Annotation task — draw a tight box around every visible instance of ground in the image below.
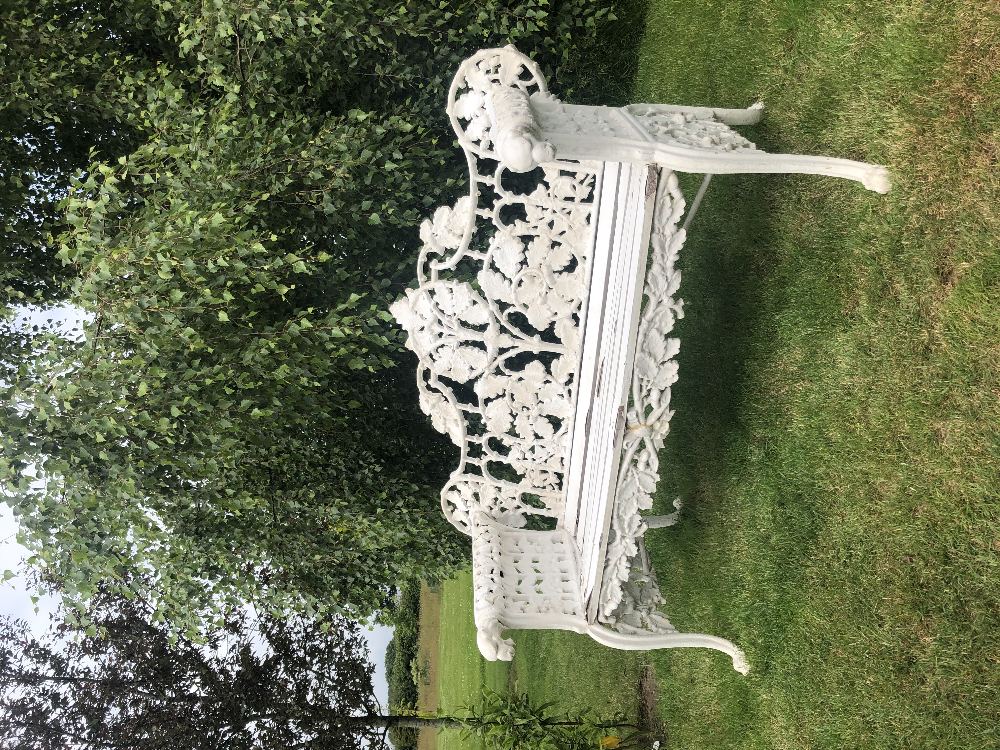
[413,0,998,748]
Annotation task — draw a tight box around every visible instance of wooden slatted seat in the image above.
[391,46,889,674]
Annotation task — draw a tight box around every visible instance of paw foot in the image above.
[863,166,892,194]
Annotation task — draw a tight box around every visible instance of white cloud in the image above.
[13,301,90,339]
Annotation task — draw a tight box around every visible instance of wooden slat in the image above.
[578,164,637,579]
[562,163,659,619]
[580,164,644,609]
[563,162,619,535]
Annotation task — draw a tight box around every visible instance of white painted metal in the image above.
[529,98,891,192]
[577,163,658,621]
[681,174,713,233]
[392,46,891,676]
[562,162,618,538]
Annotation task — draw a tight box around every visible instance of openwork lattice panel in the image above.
[391,49,605,535]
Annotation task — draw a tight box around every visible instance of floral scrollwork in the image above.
[417,388,464,447]
[631,108,757,152]
[390,279,496,383]
[478,183,592,336]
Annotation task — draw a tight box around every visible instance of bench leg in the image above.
[587,624,750,674]
[680,176,712,233]
[627,102,765,126]
[643,497,684,529]
[657,147,892,193]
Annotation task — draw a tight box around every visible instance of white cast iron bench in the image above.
[391,47,889,674]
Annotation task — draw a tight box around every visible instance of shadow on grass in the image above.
[565,0,652,105]
[661,166,777,517]
[647,124,830,674]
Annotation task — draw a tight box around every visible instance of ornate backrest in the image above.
[390,47,604,534]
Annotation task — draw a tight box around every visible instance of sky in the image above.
[0,504,59,633]
[365,622,394,708]
[2,304,393,705]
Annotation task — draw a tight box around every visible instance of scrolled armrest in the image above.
[486,86,555,172]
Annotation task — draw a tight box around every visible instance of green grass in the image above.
[421,1,999,748]
[634,2,998,747]
[430,573,509,750]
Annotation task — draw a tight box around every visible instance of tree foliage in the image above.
[0,0,613,634]
[1,587,385,749]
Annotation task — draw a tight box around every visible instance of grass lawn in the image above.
[417,574,508,750]
[417,1,998,748]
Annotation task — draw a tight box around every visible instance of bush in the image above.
[386,581,423,749]
[465,690,638,750]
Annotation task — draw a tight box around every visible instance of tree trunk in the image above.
[333,714,464,730]
[326,711,636,731]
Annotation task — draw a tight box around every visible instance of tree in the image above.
[1,586,393,750]
[0,588,641,750]
[0,0,614,635]
[0,1,143,304]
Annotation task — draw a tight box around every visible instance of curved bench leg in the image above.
[587,624,750,675]
[650,147,892,193]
